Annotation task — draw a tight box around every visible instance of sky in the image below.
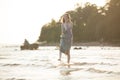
[0,0,107,45]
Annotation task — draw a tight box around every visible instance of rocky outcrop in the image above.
[20,43,39,50]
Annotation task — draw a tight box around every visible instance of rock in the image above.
[74,47,82,50]
[20,43,39,50]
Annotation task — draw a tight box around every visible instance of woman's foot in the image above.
[58,59,61,61]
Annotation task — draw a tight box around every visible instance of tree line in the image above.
[38,0,120,43]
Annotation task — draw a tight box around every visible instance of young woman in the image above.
[58,13,73,64]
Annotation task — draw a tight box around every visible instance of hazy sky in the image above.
[0,0,106,45]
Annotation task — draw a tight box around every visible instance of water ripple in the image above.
[6,78,27,80]
[87,68,120,75]
[71,62,117,66]
[60,68,83,76]
[72,62,97,66]
[3,63,21,67]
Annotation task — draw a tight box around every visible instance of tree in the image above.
[38,1,120,44]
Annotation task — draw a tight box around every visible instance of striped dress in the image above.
[60,23,73,54]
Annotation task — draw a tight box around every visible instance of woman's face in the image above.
[63,14,69,22]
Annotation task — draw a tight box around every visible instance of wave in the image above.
[1,61,118,69]
[1,63,55,68]
[71,62,117,66]
[104,57,120,60]
[0,57,7,59]
[5,78,27,80]
[59,67,120,76]
[2,63,21,67]
[72,62,97,66]
[100,62,117,66]
[60,68,83,76]
[87,68,120,75]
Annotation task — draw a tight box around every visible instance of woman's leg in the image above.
[66,50,70,64]
[58,51,62,61]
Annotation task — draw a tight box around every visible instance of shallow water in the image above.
[0,46,120,80]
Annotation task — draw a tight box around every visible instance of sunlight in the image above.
[83,0,106,7]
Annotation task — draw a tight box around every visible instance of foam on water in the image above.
[0,46,120,80]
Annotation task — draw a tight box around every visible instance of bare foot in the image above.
[58,59,61,61]
[67,63,70,68]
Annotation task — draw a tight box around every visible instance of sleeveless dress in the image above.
[60,23,73,54]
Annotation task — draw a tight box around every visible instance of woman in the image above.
[58,13,73,64]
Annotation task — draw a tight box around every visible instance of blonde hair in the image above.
[60,13,72,23]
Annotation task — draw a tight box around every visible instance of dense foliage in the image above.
[38,0,120,43]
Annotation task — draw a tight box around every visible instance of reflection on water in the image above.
[0,46,120,80]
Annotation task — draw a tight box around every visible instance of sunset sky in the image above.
[0,0,107,45]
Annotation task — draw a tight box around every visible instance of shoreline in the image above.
[40,41,120,47]
[1,42,120,48]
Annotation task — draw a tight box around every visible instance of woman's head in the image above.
[61,13,72,23]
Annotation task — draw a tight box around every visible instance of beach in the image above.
[0,46,120,80]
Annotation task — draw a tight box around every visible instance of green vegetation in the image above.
[38,0,120,43]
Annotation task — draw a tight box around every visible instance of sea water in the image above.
[0,46,120,80]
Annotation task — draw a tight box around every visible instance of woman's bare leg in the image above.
[58,51,62,61]
[66,50,70,64]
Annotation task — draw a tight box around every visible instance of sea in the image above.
[0,45,120,80]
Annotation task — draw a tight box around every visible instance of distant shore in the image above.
[40,41,120,47]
